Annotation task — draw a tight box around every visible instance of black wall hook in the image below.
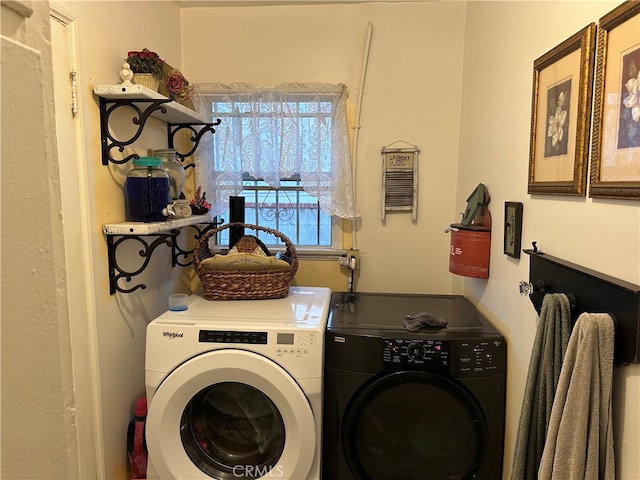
[521,278,577,315]
[520,278,546,314]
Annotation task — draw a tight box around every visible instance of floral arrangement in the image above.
[125,49,164,79]
[547,90,567,149]
[166,69,194,102]
[190,187,211,215]
[623,69,640,123]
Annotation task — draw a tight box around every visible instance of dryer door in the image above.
[341,370,488,480]
[147,349,316,479]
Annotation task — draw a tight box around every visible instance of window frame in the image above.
[208,94,347,250]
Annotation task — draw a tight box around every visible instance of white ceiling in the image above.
[176,0,442,7]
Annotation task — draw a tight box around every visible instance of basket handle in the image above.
[194,222,298,273]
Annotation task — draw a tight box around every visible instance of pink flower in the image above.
[166,69,187,94]
[166,69,193,101]
[190,187,210,214]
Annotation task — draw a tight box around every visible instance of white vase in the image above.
[132,73,160,91]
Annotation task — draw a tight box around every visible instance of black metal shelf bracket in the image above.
[99,97,172,165]
[172,220,224,267]
[106,219,224,295]
[168,120,222,169]
[106,231,178,294]
[98,97,221,166]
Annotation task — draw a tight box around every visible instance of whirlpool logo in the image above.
[162,331,184,339]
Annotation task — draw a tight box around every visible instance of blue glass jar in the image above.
[125,157,170,222]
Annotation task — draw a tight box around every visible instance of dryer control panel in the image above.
[451,337,506,377]
[382,336,506,377]
[383,338,449,371]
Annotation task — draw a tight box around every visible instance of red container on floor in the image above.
[449,224,491,278]
[127,397,147,479]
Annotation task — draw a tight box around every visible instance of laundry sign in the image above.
[385,151,415,169]
[381,141,420,223]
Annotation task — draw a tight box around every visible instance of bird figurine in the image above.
[119,62,133,85]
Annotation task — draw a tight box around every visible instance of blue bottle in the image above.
[125,157,170,222]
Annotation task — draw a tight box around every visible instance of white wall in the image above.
[457,2,640,478]
[182,1,467,295]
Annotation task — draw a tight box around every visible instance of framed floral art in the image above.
[527,23,597,196]
[589,1,640,200]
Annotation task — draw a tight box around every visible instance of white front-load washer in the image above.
[145,286,331,480]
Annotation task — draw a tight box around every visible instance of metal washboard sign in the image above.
[381,141,419,223]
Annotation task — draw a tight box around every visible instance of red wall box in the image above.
[449,224,491,278]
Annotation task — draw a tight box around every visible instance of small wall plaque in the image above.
[504,201,523,258]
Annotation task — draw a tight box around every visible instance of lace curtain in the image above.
[192,82,359,219]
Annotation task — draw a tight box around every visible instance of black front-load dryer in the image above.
[322,292,506,480]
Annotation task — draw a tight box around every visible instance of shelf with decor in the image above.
[95,83,223,294]
[103,214,223,295]
[93,84,221,166]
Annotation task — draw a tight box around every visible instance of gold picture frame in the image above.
[589,1,640,200]
[528,23,597,196]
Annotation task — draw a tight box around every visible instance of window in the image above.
[223,175,332,247]
[193,83,358,248]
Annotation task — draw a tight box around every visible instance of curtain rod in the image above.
[193,82,346,94]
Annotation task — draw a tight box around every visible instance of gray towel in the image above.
[538,313,615,480]
[403,312,448,331]
[510,293,571,480]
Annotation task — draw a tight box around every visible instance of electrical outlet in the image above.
[338,249,360,270]
[347,249,359,270]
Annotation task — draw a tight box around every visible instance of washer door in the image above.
[147,349,316,479]
[342,371,488,480]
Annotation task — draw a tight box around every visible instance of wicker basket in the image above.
[193,223,298,300]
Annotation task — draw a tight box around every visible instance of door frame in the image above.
[50,3,103,478]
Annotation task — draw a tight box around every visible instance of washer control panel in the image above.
[198,329,318,356]
[199,330,267,344]
[383,338,449,370]
[275,331,318,356]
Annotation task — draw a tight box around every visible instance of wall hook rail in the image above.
[524,250,640,365]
